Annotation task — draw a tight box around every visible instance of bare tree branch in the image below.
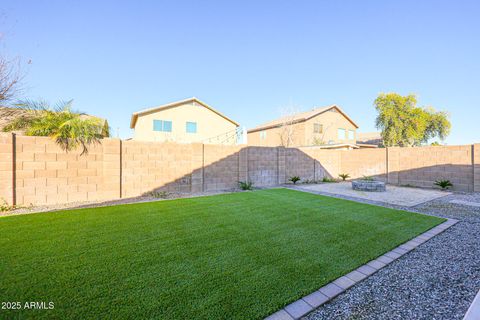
[278,105,300,147]
[0,55,23,104]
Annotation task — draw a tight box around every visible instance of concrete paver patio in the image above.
[295,182,449,207]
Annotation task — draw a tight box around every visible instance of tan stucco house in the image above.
[247,105,359,149]
[130,97,240,144]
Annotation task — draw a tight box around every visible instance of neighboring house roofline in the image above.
[301,143,360,149]
[247,105,359,133]
[130,97,240,129]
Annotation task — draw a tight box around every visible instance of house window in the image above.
[348,129,355,140]
[337,128,346,140]
[186,122,197,133]
[153,120,172,132]
[313,123,323,134]
[260,131,267,140]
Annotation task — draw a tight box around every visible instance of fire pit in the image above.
[352,180,386,192]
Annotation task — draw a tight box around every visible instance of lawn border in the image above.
[265,218,459,320]
[464,288,480,319]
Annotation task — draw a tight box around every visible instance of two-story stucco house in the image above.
[247,105,359,149]
[130,97,240,144]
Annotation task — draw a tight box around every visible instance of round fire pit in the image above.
[352,180,386,192]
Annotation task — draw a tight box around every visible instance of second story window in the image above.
[260,131,267,140]
[186,122,197,133]
[153,120,172,132]
[348,129,355,140]
[337,128,346,140]
[313,123,323,134]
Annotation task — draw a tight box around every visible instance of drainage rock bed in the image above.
[306,192,480,320]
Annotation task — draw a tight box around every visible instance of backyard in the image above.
[0,188,443,319]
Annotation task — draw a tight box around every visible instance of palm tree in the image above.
[2,99,109,154]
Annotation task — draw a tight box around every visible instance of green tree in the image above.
[3,100,109,154]
[374,93,450,147]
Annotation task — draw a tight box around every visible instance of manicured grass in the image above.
[0,189,444,319]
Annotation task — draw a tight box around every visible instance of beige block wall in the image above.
[340,148,387,181]
[474,144,480,192]
[0,133,13,205]
[121,141,202,197]
[299,147,342,180]
[386,147,400,184]
[14,135,110,205]
[133,101,238,144]
[396,145,473,191]
[285,148,315,181]
[2,134,479,208]
[204,144,243,191]
[247,147,281,186]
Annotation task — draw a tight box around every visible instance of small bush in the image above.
[361,175,374,181]
[338,173,350,181]
[148,191,169,199]
[322,177,337,183]
[238,181,254,190]
[302,179,315,184]
[434,179,453,190]
[0,198,15,212]
[289,176,301,184]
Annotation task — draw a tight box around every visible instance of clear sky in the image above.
[1,0,479,143]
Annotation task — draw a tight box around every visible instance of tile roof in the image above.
[248,105,358,133]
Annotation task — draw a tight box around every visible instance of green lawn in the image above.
[0,188,443,319]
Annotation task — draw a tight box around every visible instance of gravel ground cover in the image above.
[296,188,480,320]
[0,189,239,216]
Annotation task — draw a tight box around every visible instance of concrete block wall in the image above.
[0,133,13,205]
[299,147,341,181]
[203,144,243,191]
[474,144,480,192]
[340,148,387,181]
[397,145,473,191]
[122,141,201,197]
[286,148,316,181]
[248,147,280,186]
[14,135,108,205]
[386,147,400,185]
[1,132,479,207]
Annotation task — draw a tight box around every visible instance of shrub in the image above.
[0,198,15,212]
[322,177,337,183]
[361,175,374,181]
[289,176,301,184]
[238,181,254,190]
[434,179,453,190]
[338,173,350,181]
[302,179,315,184]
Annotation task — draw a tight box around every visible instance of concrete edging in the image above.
[464,288,480,320]
[265,218,459,320]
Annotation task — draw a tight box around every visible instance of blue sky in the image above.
[1,0,479,143]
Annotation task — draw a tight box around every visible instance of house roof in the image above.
[357,132,383,145]
[302,143,360,150]
[247,105,359,133]
[129,97,240,129]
